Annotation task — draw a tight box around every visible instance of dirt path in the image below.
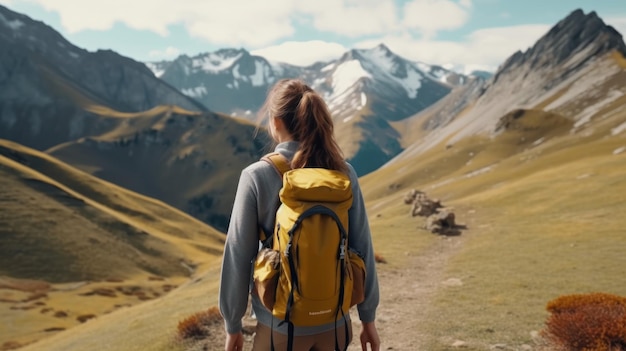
[360,234,465,350]
[201,233,467,351]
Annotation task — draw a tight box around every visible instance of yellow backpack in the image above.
[253,153,365,350]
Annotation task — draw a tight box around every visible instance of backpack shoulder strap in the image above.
[258,152,291,246]
[261,152,291,178]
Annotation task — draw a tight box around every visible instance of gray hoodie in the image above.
[219,141,379,335]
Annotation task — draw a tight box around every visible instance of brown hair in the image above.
[260,79,347,173]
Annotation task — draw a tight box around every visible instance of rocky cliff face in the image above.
[0,4,206,151]
[0,4,268,232]
[391,9,626,162]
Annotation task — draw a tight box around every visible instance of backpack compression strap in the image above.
[283,205,351,351]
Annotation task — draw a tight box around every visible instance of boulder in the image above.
[425,209,457,234]
[411,193,442,217]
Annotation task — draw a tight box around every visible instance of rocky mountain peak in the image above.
[497,9,626,75]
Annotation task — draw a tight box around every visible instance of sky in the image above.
[1,0,626,73]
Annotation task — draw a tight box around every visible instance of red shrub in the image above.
[374,253,387,264]
[176,306,222,340]
[542,293,626,351]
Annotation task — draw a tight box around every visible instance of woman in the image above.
[219,79,380,351]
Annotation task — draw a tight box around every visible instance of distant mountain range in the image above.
[2,5,625,350]
[147,44,472,174]
[1,3,625,232]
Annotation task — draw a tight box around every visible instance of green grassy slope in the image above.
[360,99,626,349]
[46,106,269,232]
[0,139,226,349]
[0,139,225,283]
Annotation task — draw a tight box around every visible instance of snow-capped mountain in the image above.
[311,44,458,122]
[148,44,466,174]
[146,49,295,119]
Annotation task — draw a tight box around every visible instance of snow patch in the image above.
[360,92,367,107]
[182,86,208,98]
[364,46,395,72]
[332,60,370,97]
[613,146,626,155]
[321,63,335,72]
[343,116,354,123]
[249,61,267,87]
[361,48,424,98]
[416,62,431,73]
[145,63,165,78]
[399,68,423,99]
[611,121,626,136]
[193,52,242,73]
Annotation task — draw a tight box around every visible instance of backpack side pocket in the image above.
[348,249,366,307]
[253,248,281,310]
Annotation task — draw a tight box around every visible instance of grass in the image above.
[3,50,626,351]
[16,266,223,351]
[0,139,227,348]
[44,104,269,232]
[360,100,626,350]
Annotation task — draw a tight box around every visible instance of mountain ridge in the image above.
[389,9,626,163]
[148,42,465,174]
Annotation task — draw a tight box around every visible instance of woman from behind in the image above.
[219,79,380,351]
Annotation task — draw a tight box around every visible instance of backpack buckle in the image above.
[339,238,346,259]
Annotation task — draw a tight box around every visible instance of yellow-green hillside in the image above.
[360,102,626,349]
[0,139,225,349]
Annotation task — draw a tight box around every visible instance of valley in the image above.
[1,3,625,351]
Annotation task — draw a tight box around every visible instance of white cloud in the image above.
[296,0,399,37]
[148,46,180,60]
[22,0,298,46]
[355,24,550,73]
[252,40,347,66]
[402,0,472,38]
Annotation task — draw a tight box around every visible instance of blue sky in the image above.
[1,0,625,73]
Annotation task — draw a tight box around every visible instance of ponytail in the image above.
[262,79,347,173]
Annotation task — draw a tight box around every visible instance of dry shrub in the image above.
[0,277,50,292]
[1,341,22,350]
[374,253,387,264]
[541,292,626,351]
[177,306,223,340]
[53,311,68,318]
[77,314,97,323]
[22,292,48,302]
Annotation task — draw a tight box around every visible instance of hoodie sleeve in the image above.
[346,164,380,323]
[218,169,261,334]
